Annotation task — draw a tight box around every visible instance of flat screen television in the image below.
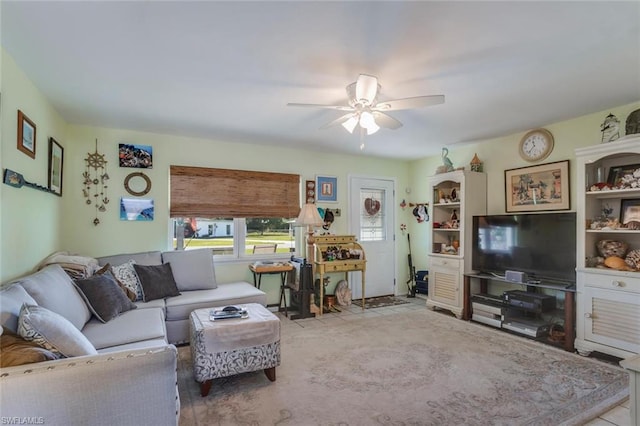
[472,212,576,283]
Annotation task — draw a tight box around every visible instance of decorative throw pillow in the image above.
[133,263,181,302]
[110,260,143,301]
[18,304,98,358]
[0,329,59,367]
[74,272,137,323]
[95,263,136,301]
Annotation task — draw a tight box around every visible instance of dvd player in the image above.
[503,290,555,313]
[502,318,550,338]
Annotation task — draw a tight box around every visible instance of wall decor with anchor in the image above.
[82,139,110,225]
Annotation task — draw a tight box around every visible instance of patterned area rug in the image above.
[351,295,410,309]
[177,309,628,425]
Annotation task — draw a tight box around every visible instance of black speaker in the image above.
[289,260,315,320]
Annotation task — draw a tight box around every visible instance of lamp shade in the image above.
[294,203,324,227]
[342,116,358,134]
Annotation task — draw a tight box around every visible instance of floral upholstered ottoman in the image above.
[189,303,281,396]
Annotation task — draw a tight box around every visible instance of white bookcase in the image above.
[575,135,640,358]
[426,170,487,318]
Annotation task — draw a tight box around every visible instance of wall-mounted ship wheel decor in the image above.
[82,139,109,225]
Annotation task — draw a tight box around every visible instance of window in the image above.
[169,166,300,259]
[172,217,297,257]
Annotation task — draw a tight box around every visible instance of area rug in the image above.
[177,308,628,426]
[351,295,410,309]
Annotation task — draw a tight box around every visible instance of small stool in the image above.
[189,303,281,397]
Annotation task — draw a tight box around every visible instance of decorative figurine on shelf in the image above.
[470,153,483,172]
[627,109,640,135]
[436,148,455,174]
[600,113,620,143]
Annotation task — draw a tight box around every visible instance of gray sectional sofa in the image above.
[0,248,267,425]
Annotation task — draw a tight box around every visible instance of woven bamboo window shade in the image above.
[169,165,300,218]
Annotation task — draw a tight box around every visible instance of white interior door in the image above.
[349,176,395,298]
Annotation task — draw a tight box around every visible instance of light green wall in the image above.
[408,101,640,271]
[62,125,410,293]
[0,46,412,300]
[0,49,69,282]
[2,45,639,299]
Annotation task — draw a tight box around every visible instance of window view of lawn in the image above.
[174,233,294,254]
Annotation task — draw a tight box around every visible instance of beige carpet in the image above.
[177,308,628,426]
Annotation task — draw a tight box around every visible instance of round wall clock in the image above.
[519,128,554,162]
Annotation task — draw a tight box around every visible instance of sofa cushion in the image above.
[96,251,162,267]
[134,263,181,302]
[82,308,167,350]
[18,304,98,357]
[96,263,136,301]
[0,284,37,333]
[111,260,143,301]
[164,282,267,321]
[16,265,91,330]
[0,329,59,367]
[161,249,217,290]
[134,298,166,311]
[74,272,137,323]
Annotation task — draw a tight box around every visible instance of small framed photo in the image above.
[17,110,36,159]
[119,143,153,168]
[48,137,64,196]
[316,176,337,203]
[120,197,154,221]
[620,199,640,225]
[607,163,640,187]
[505,160,570,213]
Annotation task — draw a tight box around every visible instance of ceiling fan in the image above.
[287,74,444,136]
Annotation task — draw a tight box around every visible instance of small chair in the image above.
[252,244,277,254]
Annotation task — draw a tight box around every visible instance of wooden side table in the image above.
[249,263,294,316]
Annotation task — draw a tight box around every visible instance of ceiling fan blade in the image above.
[355,74,378,104]
[373,112,403,130]
[374,95,445,111]
[287,103,353,111]
[319,113,355,129]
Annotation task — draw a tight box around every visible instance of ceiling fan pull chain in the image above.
[359,127,366,151]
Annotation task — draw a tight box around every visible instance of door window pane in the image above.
[360,189,386,241]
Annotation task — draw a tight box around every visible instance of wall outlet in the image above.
[333,208,341,217]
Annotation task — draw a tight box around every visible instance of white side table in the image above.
[621,354,640,426]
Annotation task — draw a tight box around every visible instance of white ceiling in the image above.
[2,1,639,160]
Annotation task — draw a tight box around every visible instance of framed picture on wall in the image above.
[120,198,154,221]
[504,160,570,212]
[119,143,153,168]
[48,137,64,196]
[17,110,36,159]
[316,175,337,203]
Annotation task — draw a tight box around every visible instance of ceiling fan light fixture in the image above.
[342,116,358,133]
[359,110,379,134]
[365,121,380,135]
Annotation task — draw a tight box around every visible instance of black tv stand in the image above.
[463,273,576,352]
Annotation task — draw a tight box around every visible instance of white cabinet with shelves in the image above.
[427,170,486,318]
[575,135,640,358]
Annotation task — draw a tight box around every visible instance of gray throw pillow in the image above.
[17,304,97,357]
[161,249,217,291]
[74,272,137,323]
[133,263,181,302]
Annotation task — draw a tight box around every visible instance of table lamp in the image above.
[294,203,324,265]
